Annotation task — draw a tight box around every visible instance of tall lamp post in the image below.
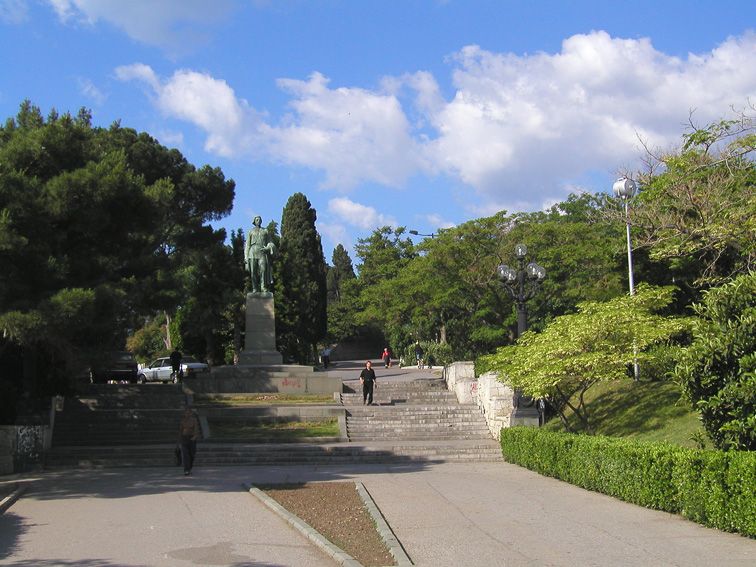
[496,244,546,338]
[613,176,640,380]
[408,230,436,238]
[497,244,546,426]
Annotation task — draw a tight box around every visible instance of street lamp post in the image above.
[496,244,546,338]
[613,176,640,381]
[408,230,436,238]
[497,244,546,426]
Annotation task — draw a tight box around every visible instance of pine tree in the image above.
[275,193,327,363]
[327,244,356,302]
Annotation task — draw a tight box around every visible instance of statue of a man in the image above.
[244,215,275,293]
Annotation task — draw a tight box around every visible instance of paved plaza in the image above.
[2,460,755,566]
[2,362,755,566]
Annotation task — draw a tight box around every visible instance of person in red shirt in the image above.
[381,347,391,368]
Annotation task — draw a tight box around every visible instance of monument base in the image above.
[238,350,282,365]
[186,364,342,394]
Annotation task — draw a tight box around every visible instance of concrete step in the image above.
[347,428,490,435]
[341,394,457,404]
[61,385,186,411]
[347,422,489,430]
[345,405,477,412]
[45,440,503,467]
[346,409,481,417]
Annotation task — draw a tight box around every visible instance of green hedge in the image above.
[500,427,756,537]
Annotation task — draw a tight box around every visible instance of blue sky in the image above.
[2,0,755,260]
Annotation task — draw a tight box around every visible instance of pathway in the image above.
[2,462,754,566]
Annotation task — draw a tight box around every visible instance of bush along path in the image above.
[501,427,756,538]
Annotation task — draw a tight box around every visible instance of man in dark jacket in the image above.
[170,349,183,382]
[359,360,377,405]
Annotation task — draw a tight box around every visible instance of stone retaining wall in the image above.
[190,366,342,394]
[442,362,518,440]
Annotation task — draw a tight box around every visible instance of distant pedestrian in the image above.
[321,347,331,368]
[359,360,377,405]
[381,347,391,368]
[170,348,183,383]
[178,408,201,475]
[414,341,424,369]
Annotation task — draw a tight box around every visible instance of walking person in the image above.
[170,348,183,383]
[178,408,201,475]
[359,360,377,405]
[414,341,424,369]
[381,347,391,368]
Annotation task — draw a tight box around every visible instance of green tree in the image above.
[675,273,756,450]
[353,226,417,350]
[178,230,244,365]
[359,197,631,360]
[0,101,234,396]
[354,226,415,287]
[625,111,756,286]
[275,193,327,363]
[326,244,360,343]
[327,243,356,303]
[480,285,690,433]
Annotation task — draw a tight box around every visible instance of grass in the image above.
[210,418,339,440]
[194,393,335,406]
[542,379,711,448]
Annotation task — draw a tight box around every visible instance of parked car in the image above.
[90,351,138,384]
[138,356,210,384]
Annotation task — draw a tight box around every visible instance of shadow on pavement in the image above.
[0,512,25,561]
[23,456,434,502]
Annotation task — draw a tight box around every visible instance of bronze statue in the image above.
[245,215,275,293]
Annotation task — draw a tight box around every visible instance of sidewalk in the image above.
[2,462,754,566]
[327,357,444,389]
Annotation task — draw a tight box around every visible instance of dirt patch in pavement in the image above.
[262,482,396,567]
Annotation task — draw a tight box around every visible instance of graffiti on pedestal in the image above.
[15,425,43,472]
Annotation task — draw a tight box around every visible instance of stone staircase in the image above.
[45,440,500,468]
[45,378,503,468]
[50,384,187,447]
[342,378,502,461]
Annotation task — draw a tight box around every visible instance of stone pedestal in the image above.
[189,292,341,395]
[239,293,282,365]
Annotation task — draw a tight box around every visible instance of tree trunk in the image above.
[163,311,172,350]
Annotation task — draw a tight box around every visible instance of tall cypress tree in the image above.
[275,193,327,363]
[327,244,356,303]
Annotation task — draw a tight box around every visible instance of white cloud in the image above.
[426,31,756,206]
[115,64,265,157]
[77,77,105,105]
[116,31,756,211]
[317,221,351,254]
[114,63,158,89]
[0,0,28,23]
[422,213,456,230]
[47,0,233,52]
[269,73,426,189]
[328,197,397,230]
[155,130,184,148]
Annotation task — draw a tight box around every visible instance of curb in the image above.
[246,484,362,567]
[0,485,27,515]
[355,482,413,566]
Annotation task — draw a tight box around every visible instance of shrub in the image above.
[402,341,452,367]
[501,427,756,537]
[675,273,756,450]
